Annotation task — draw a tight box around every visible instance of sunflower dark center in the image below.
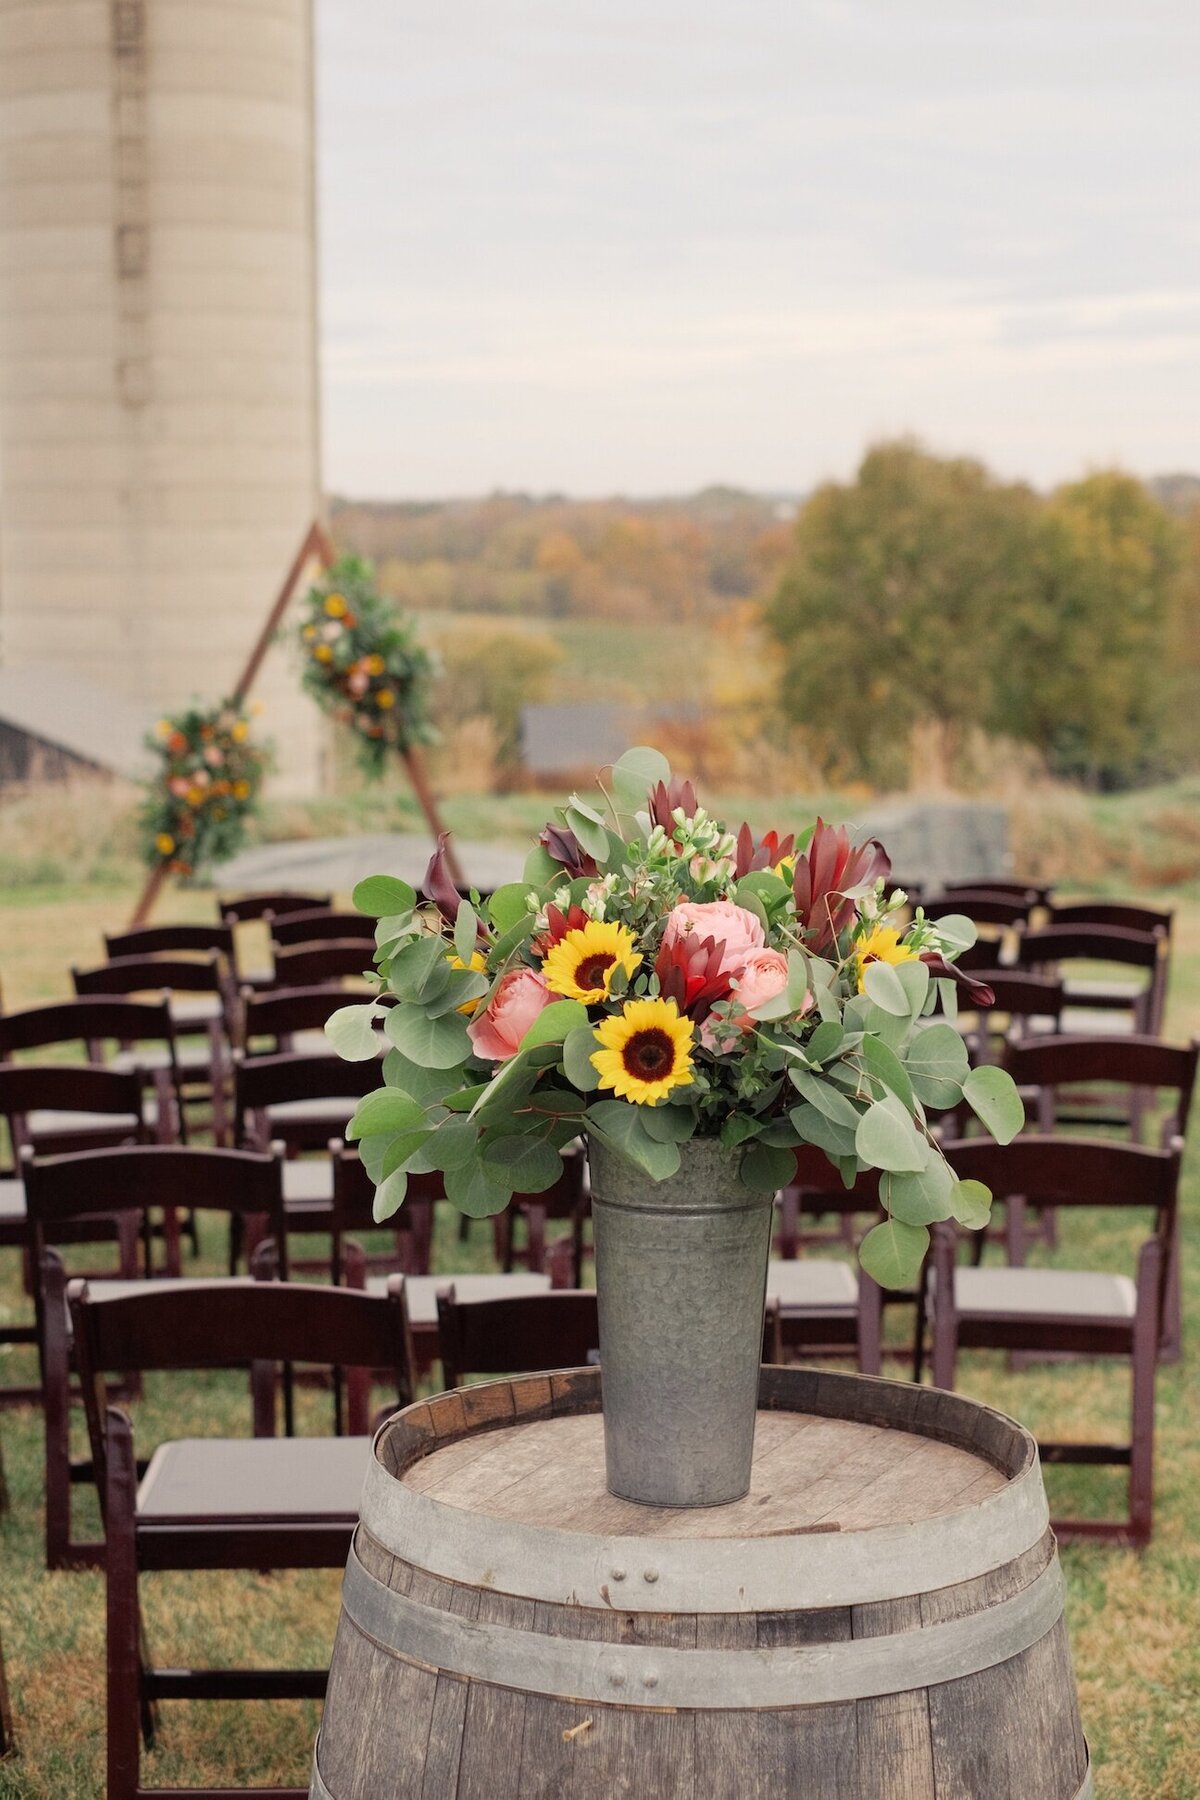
[577,952,616,989]
[622,1028,675,1079]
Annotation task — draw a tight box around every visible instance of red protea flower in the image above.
[733,822,796,879]
[792,819,891,956]
[654,931,734,1027]
[531,902,591,959]
[647,777,699,841]
[538,822,598,879]
[920,952,996,1009]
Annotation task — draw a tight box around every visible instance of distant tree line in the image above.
[765,441,1198,790]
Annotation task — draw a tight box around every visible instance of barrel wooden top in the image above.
[402,1405,1007,1539]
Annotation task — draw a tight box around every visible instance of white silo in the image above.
[0,0,324,792]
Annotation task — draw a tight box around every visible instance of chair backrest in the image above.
[940,1134,1182,1225]
[268,941,377,989]
[221,890,332,923]
[789,1144,882,1212]
[0,1062,150,1158]
[233,1050,384,1147]
[240,984,376,1054]
[330,1144,436,1281]
[24,1143,289,1271]
[268,910,378,949]
[73,954,225,997]
[924,893,1035,930]
[1013,924,1162,973]
[435,1286,600,1389]
[962,970,1064,1020]
[1005,1035,1199,1138]
[1049,901,1173,939]
[105,924,235,961]
[942,878,1053,906]
[0,996,176,1060]
[69,1275,411,1493]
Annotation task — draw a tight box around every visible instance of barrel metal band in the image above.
[309,1739,333,1800]
[359,1446,1049,1613]
[339,1540,1065,1711]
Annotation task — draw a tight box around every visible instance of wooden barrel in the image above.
[313,1367,1091,1799]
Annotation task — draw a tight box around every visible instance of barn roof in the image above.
[0,666,150,780]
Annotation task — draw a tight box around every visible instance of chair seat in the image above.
[26,1109,143,1139]
[137,1435,372,1523]
[266,1098,357,1128]
[949,1265,1137,1321]
[110,1042,215,1077]
[366,1271,552,1326]
[767,1260,858,1310]
[281,1159,335,1206]
[0,1178,26,1223]
[1058,1008,1138,1036]
[1062,977,1145,1005]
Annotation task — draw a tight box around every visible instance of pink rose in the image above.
[661,901,765,979]
[732,949,791,1021]
[468,968,554,1062]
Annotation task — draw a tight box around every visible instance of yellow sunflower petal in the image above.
[590,996,695,1104]
[856,924,919,992]
[542,919,642,1002]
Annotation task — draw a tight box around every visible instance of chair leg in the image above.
[41,1252,75,1569]
[1129,1241,1162,1546]
[105,1408,145,1800]
[929,1228,958,1391]
[857,1271,882,1376]
[1159,1210,1182,1364]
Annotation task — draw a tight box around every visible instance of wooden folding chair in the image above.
[26,1144,288,1568]
[1015,922,1168,1035]
[220,890,332,923]
[268,909,377,949]
[268,941,376,990]
[329,1143,435,1285]
[942,877,1054,907]
[70,1275,410,1800]
[0,997,183,1138]
[491,1143,589,1285]
[1005,1034,1197,1359]
[73,955,238,1144]
[956,970,1065,1066]
[926,1134,1182,1546]
[239,984,377,1059]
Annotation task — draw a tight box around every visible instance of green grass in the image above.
[0,882,1198,1794]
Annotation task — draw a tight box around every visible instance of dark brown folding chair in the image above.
[943,877,1054,907]
[233,1052,385,1266]
[239,984,377,1059]
[1048,899,1173,938]
[1014,923,1168,1035]
[957,970,1065,1066]
[26,1144,288,1569]
[0,997,182,1135]
[267,941,377,990]
[220,890,332,922]
[925,891,1037,928]
[268,909,377,949]
[329,1143,435,1286]
[0,1063,166,1406]
[73,957,236,1143]
[927,1134,1183,1546]
[70,1275,410,1800]
[1005,1034,1198,1359]
[491,1143,589,1285]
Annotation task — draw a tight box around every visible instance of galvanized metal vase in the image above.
[587,1134,774,1508]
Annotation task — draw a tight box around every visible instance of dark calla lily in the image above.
[538,822,598,879]
[920,952,996,1009]
[422,832,490,941]
[792,818,891,956]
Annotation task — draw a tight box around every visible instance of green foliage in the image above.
[298,554,436,776]
[435,627,565,767]
[765,440,1189,790]
[138,701,268,875]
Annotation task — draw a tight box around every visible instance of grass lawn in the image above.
[0,876,1198,1796]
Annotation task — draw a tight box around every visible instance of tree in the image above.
[764,441,1042,787]
[996,472,1182,785]
[435,628,565,772]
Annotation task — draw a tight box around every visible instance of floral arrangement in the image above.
[138,701,268,876]
[298,554,436,777]
[328,747,1023,1288]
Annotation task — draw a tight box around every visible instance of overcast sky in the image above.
[316,1,1200,498]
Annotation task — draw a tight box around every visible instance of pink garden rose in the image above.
[660,901,765,978]
[732,948,792,1020]
[467,967,554,1062]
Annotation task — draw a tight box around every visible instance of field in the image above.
[0,813,1198,1795]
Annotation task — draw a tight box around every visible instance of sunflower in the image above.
[448,949,487,1014]
[542,920,641,1002]
[856,923,919,992]
[591,997,695,1104]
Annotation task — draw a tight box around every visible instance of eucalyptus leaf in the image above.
[905,1022,970,1109]
[740,1141,796,1193]
[788,1102,858,1160]
[789,1069,864,1131]
[404,1116,480,1174]
[962,1065,1026,1144]
[519,998,590,1052]
[855,1094,926,1174]
[863,959,910,1016]
[381,1050,461,1107]
[584,1099,681,1179]
[611,745,671,811]
[881,1153,954,1226]
[353,874,417,917]
[858,1218,929,1290]
[641,1105,697,1144]
[346,1088,425,1143]
[894,958,931,1017]
[562,1023,602,1092]
[371,1168,408,1223]
[488,883,534,933]
[859,1035,915,1111]
[384,1003,472,1069]
[454,900,478,964]
[444,1158,514,1218]
[949,1177,994,1229]
[933,913,978,952]
[324,1002,383,1062]
[523,844,561,886]
[806,1020,845,1064]
[564,805,610,862]
[482,1135,565,1193]
[381,1130,435,1177]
